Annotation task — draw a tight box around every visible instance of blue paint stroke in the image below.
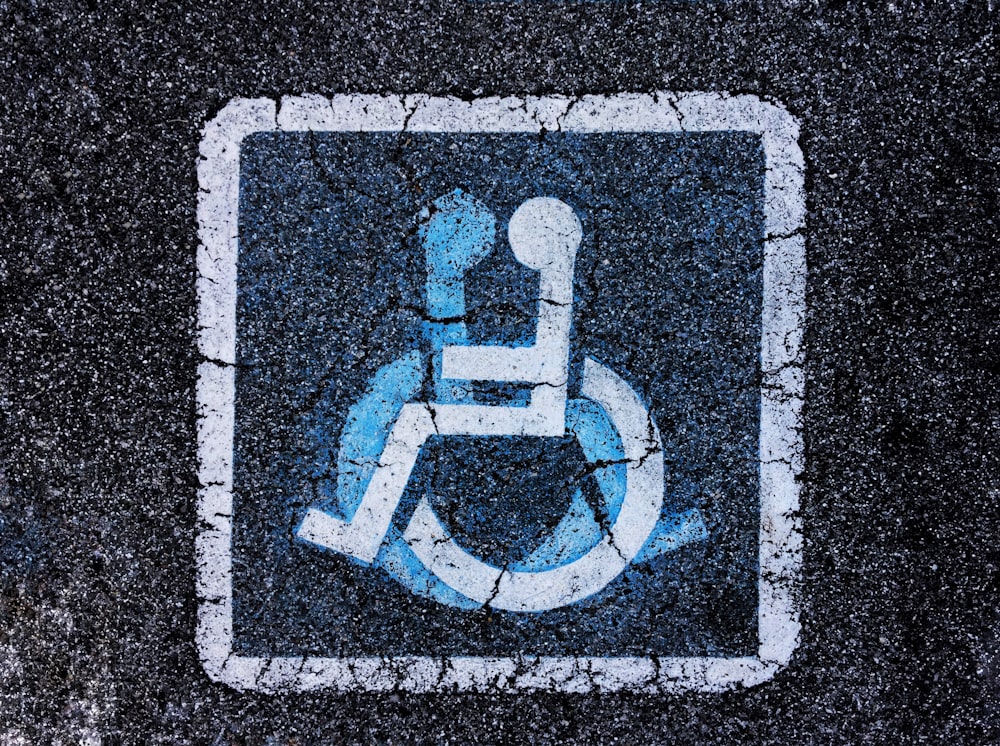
[422,189,496,405]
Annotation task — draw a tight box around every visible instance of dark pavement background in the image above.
[1,1,998,743]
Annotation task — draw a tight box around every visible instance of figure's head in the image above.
[508,197,582,271]
[421,188,497,281]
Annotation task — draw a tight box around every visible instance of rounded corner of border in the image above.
[750,653,797,689]
[197,647,235,689]
[756,95,801,131]
[200,97,278,152]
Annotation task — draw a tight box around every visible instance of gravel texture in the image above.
[1,1,998,743]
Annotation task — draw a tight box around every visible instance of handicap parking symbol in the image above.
[297,191,707,612]
[196,93,805,692]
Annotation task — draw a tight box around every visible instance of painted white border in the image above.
[196,93,805,693]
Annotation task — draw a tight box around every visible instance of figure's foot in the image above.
[297,508,384,564]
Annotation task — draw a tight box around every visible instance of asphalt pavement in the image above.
[1,1,998,743]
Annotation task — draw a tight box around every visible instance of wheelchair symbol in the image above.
[297,190,707,612]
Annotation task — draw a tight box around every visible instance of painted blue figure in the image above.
[297,189,708,611]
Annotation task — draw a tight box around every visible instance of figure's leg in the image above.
[297,402,436,563]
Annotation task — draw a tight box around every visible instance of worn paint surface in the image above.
[195,94,803,692]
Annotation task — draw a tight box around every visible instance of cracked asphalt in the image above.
[1,1,999,743]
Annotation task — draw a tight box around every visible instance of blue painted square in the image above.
[231,130,763,657]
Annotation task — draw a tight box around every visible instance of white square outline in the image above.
[196,93,805,693]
